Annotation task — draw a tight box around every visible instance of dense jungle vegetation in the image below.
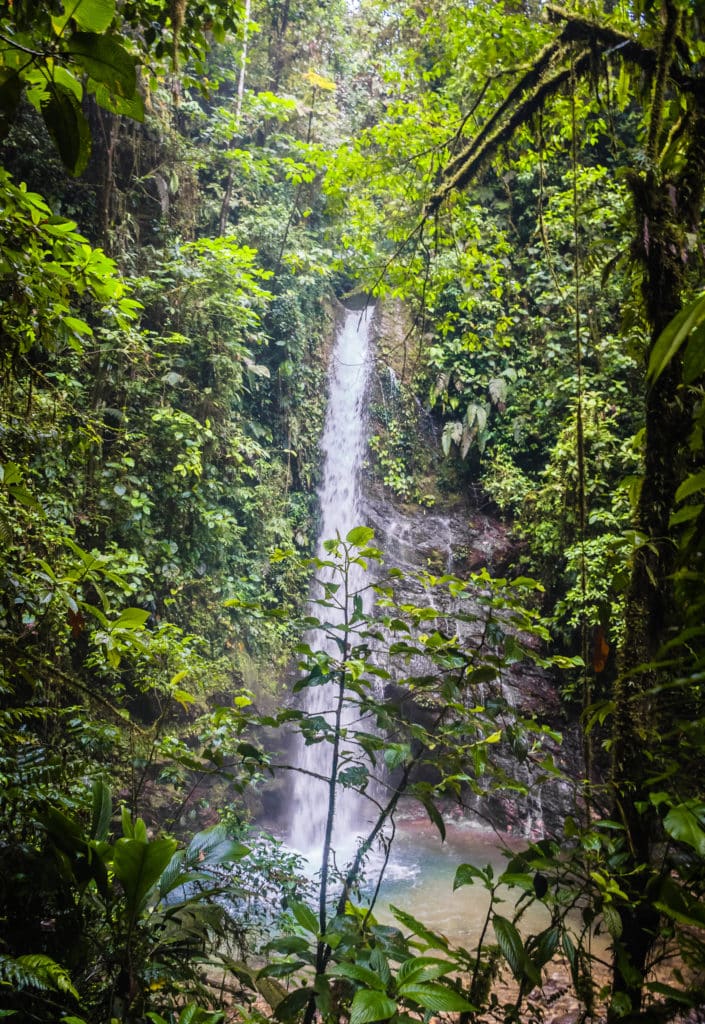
[1,0,705,1022]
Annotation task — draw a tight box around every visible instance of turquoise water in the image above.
[370,813,552,948]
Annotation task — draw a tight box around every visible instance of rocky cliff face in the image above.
[361,482,578,838]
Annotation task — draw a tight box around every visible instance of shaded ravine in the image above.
[285,301,576,866]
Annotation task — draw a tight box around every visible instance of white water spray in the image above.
[287,306,374,862]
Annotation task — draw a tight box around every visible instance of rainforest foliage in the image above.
[1,0,705,1022]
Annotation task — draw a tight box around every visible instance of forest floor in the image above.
[484,959,610,1024]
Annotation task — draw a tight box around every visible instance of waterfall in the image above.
[287,305,373,862]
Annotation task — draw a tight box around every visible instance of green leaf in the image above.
[390,905,449,950]
[53,66,83,102]
[645,981,695,1005]
[112,608,150,630]
[396,957,450,986]
[158,851,188,898]
[383,743,410,769]
[346,526,375,546]
[67,33,136,97]
[663,802,705,856]
[398,983,475,1013]
[53,0,116,34]
[349,989,397,1024]
[120,805,134,839]
[185,825,249,867]
[647,291,705,382]
[329,963,386,990]
[0,953,79,999]
[289,900,319,935]
[683,325,705,383]
[113,836,178,923]
[670,504,702,526]
[419,793,446,841]
[602,904,623,939]
[41,83,91,176]
[534,925,560,965]
[653,885,705,929]
[493,915,529,982]
[258,961,307,979]
[91,81,145,119]
[90,779,111,841]
[675,470,705,503]
[453,863,487,889]
[273,987,315,1021]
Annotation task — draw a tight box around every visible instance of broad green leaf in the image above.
[498,872,534,891]
[683,325,705,383]
[453,863,487,889]
[185,825,249,867]
[121,805,134,839]
[383,743,410,769]
[419,793,446,841]
[398,983,475,1013]
[52,67,83,102]
[289,900,319,935]
[670,504,702,526]
[273,986,315,1021]
[390,905,449,950]
[90,779,111,841]
[62,315,91,337]
[329,963,386,990]
[647,291,705,382]
[67,33,136,97]
[112,608,150,630]
[113,836,178,922]
[346,525,374,546]
[675,470,705,503]
[41,83,91,175]
[349,989,397,1024]
[53,0,116,34]
[602,904,623,939]
[653,895,705,930]
[493,915,527,981]
[534,925,560,965]
[369,948,391,987]
[258,961,307,979]
[91,81,145,119]
[158,851,188,898]
[645,981,695,1005]
[396,957,453,986]
[663,802,705,856]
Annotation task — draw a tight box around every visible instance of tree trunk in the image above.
[611,116,705,1011]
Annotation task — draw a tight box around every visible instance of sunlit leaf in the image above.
[349,989,396,1024]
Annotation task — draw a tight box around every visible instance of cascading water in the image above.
[287,305,373,863]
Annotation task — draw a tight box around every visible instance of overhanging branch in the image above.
[426,48,592,217]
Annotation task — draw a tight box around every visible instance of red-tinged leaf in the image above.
[592,625,609,673]
[68,608,85,637]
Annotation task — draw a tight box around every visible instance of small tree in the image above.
[256,527,570,1024]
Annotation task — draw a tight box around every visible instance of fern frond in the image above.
[0,953,79,999]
